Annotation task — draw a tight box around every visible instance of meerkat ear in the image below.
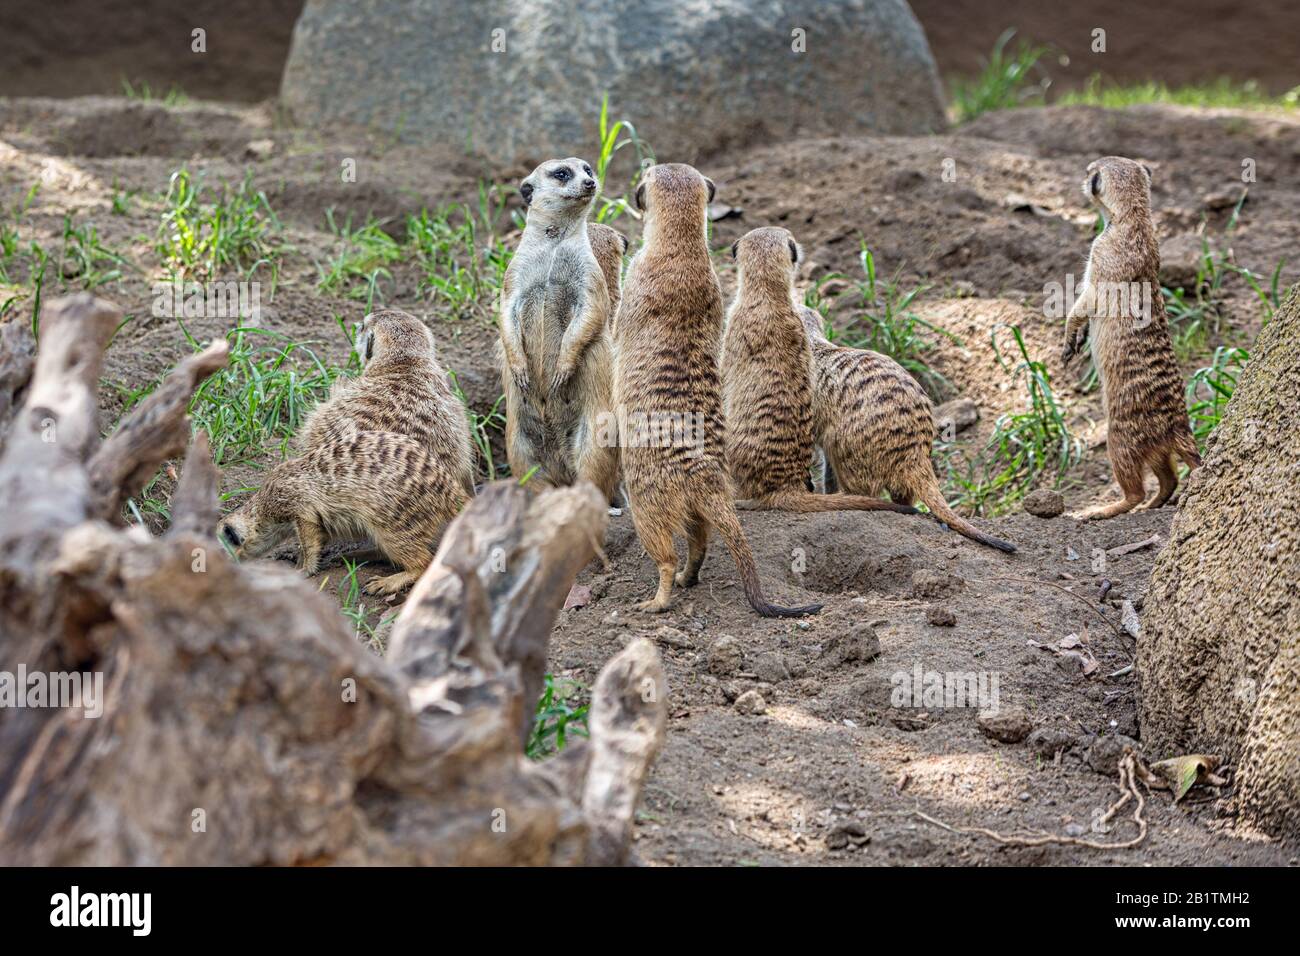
[634,181,647,212]
[704,177,716,204]
[618,232,630,254]
[519,181,534,206]
[730,239,740,260]
[788,239,800,264]
[1141,163,1153,182]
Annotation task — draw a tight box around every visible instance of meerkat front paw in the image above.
[549,361,576,393]
[363,570,419,596]
[634,597,670,614]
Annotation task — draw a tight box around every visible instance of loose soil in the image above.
[2,94,1297,866]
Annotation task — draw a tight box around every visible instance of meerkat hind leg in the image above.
[1139,454,1179,511]
[675,517,709,588]
[1077,457,1148,521]
[631,509,678,613]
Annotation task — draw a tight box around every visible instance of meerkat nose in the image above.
[583,178,596,191]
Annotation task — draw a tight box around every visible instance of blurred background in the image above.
[3,0,1296,104]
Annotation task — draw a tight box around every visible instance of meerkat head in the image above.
[1084,156,1153,221]
[520,157,599,219]
[798,306,832,345]
[217,483,293,562]
[634,163,715,236]
[730,226,801,294]
[355,309,436,366]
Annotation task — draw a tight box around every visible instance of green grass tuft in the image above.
[950,29,1052,122]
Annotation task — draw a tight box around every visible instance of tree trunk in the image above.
[1139,287,1300,841]
[0,294,666,866]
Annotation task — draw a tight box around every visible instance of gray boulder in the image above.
[280,0,947,168]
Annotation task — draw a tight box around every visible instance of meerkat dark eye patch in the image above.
[364,333,374,362]
[1141,163,1153,182]
[730,239,740,259]
[1090,172,1101,194]
[788,239,799,263]
[618,233,629,254]
[550,167,571,182]
[634,182,647,212]
[583,164,593,176]
[520,182,534,205]
[222,524,242,549]
[704,177,716,204]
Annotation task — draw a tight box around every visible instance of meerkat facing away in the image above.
[614,163,821,617]
[588,222,629,330]
[1062,156,1200,519]
[498,158,618,500]
[298,309,475,496]
[798,308,1017,553]
[722,227,919,518]
[218,431,469,595]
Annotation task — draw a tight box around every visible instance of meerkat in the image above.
[1062,156,1200,520]
[498,157,618,500]
[722,227,920,518]
[614,163,821,618]
[298,309,475,496]
[218,431,469,595]
[588,222,630,330]
[798,308,1017,553]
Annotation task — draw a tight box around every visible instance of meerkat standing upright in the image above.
[797,308,1016,552]
[722,227,919,517]
[614,163,820,618]
[1062,156,1200,519]
[498,158,618,500]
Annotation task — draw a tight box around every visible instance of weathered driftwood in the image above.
[0,294,666,866]
[1140,287,1300,842]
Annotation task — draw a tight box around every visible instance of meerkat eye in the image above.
[520,182,534,205]
[222,524,242,549]
[551,167,571,183]
[583,164,593,176]
[1090,172,1101,194]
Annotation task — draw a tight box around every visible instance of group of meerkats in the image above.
[219,154,1199,617]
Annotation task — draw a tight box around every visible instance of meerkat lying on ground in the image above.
[218,308,474,594]
[299,309,475,495]
[721,227,919,517]
[797,308,1017,552]
[219,431,468,595]
[613,163,821,618]
[498,157,618,500]
[1062,156,1200,520]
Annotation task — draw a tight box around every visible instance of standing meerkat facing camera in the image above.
[298,309,475,496]
[498,157,618,500]
[1062,156,1200,520]
[722,227,918,517]
[614,163,821,617]
[798,308,1017,553]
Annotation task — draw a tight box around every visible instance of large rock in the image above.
[1139,287,1300,841]
[279,0,947,168]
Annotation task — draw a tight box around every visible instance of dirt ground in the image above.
[2,94,1297,866]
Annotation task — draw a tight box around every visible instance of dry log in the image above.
[0,294,667,866]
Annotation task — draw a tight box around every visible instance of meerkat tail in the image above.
[917,485,1018,553]
[744,489,918,515]
[704,488,822,618]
